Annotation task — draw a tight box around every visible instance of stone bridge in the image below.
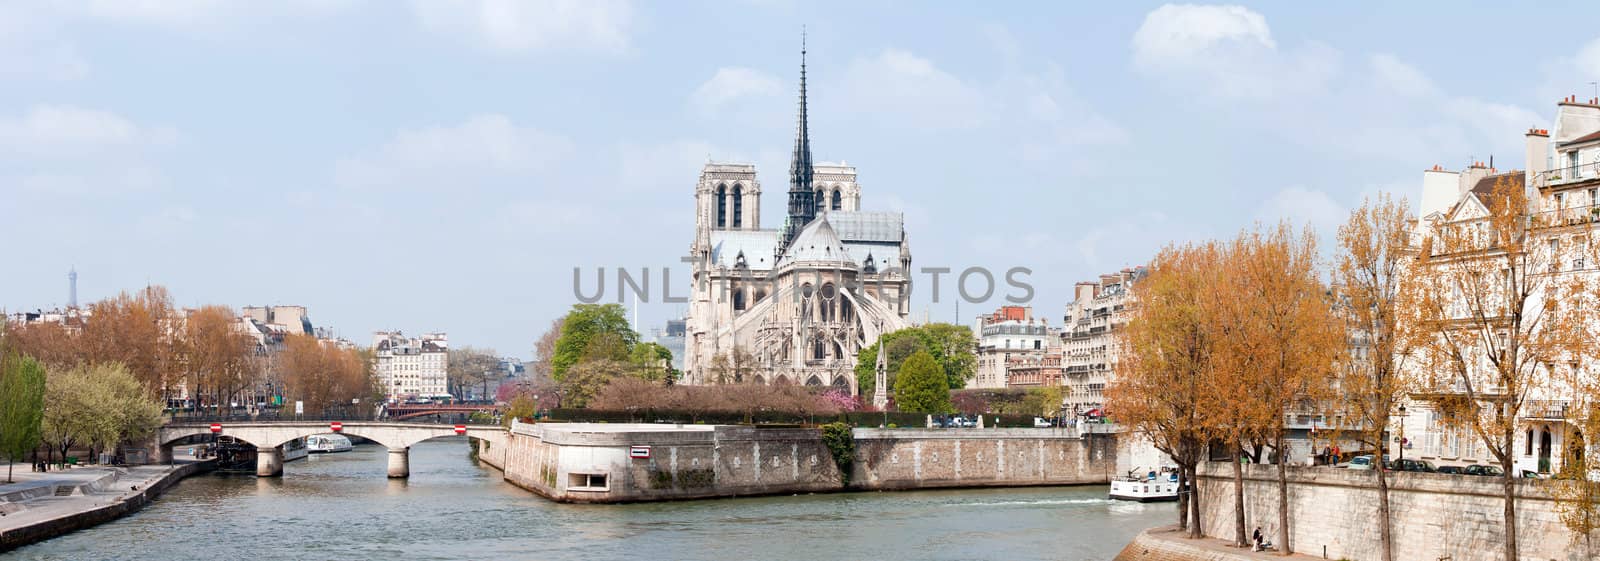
[158,421,507,478]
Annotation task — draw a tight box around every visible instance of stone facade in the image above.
[1062,268,1144,413]
[1194,461,1599,561]
[682,56,912,393]
[372,331,448,401]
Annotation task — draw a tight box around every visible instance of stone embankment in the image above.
[489,422,1119,503]
[0,459,213,552]
[1192,462,1599,561]
[1115,527,1322,561]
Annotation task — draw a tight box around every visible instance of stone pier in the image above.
[386,447,409,478]
[255,446,282,477]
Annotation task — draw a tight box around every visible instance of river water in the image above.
[9,438,1170,561]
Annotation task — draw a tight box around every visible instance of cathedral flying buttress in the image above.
[682,39,913,395]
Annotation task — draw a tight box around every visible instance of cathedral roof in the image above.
[826,211,903,243]
[710,230,781,270]
[783,217,854,265]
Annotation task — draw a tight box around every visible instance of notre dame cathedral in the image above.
[682,43,913,394]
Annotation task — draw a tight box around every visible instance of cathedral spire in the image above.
[782,28,817,249]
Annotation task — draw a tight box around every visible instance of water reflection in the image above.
[9,437,1169,561]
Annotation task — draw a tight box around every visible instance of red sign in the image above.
[454,424,467,435]
[330,422,343,432]
[209,423,222,434]
[630,446,651,459]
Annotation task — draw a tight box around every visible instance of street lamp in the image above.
[1397,404,1408,462]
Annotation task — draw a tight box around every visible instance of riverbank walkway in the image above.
[0,450,211,552]
[1116,526,1324,561]
[0,459,188,532]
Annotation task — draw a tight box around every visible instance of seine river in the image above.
[9,438,1169,561]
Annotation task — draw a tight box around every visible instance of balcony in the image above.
[1533,203,1600,228]
[1524,399,1571,421]
[1539,163,1600,188]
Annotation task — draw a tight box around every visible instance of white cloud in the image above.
[0,105,176,157]
[1370,53,1436,98]
[840,49,987,130]
[411,0,632,55]
[1131,4,1338,100]
[1132,4,1274,61]
[691,67,782,112]
[335,114,573,189]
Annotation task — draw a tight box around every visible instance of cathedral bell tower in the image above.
[782,31,816,249]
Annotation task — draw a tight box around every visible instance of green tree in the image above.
[918,323,978,388]
[856,324,977,396]
[629,342,675,383]
[502,393,537,427]
[551,304,638,380]
[42,363,161,463]
[559,359,627,408]
[893,350,952,413]
[0,354,46,482]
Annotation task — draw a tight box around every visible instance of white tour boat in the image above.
[283,436,309,462]
[1109,467,1180,502]
[306,434,354,453]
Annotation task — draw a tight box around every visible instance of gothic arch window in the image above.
[813,336,825,360]
[716,185,728,228]
[733,286,747,312]
[830,376,849,391]
[753,375,766,385]
[832,341,843,359]
[840,298,853,323]
[831,189,842,211]
[805,375,823,387]
[814,188,825,213]
[732,185,743,228]
[820,283,836,322]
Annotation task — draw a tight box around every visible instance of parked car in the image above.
[1435,465,1465,475]
[1346,455,1376,470]
[1462,464,1504,477]
[1388,458,1437,473]
[1521,470,1546,479]
[1033,417,1054,428]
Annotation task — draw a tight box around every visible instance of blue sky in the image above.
[5,1,1600,358]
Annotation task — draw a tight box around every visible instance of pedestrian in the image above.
[1252,526,1264,551]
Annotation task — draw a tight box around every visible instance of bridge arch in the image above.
[157,421,504,478]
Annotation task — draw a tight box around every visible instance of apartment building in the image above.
[1061,267,1145,414]
[969,306,1053,388]
[373,331,450,402]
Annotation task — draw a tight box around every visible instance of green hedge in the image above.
[542,408,931,428]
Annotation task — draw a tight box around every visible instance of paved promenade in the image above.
[1116,526,1324,561]
[0,452,208,551]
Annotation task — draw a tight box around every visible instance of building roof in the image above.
[825,211,903,243]
[1561,130,1600,146]
[783,217,854,264]
[1469,170,1524,199]
[710,230,782,270]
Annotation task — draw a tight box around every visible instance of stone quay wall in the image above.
[1194,461,1600,561]
[496,422,1117,503]
[0,460,215,552]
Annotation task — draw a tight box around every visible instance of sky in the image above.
[6,1,1600,359]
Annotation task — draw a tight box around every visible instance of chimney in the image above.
[1526,127,1550,181]
[1556,96,1600,145]
[1074,282,1097,304]
[1421,165,1460,218]
[1458,161,1491,195]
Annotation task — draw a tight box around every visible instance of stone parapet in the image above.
[1194,461,1599,561]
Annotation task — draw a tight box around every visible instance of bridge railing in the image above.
[165,407,492,425]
